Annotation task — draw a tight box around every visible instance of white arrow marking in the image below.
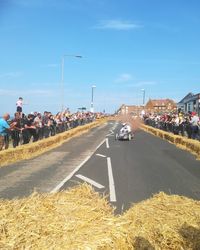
[76,174,105,189]
[96,153,106,158]
[107,157,116,202]
[106,138,109,148]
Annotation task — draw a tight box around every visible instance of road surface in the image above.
[0,121,200,213]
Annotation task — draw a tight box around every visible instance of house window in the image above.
[188,103,191,111]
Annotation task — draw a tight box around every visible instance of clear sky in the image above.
[0,0,200,115]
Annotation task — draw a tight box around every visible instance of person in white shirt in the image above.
[16,97,23,115]
[190,112,199,139]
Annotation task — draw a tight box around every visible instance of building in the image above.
[145,99,177,113]
[177,92,200,115]
[117,104,143,116]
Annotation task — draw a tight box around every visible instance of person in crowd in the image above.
[190,112,199,139]
[0,110,106,150]
[23,114,37,143]
[10,112,23,147]
[0,113,16,150]
[42,111,50,138]
[178,113,185,137]
[144,111,200,141]
[172,114,180,135]
[34,112,43,140]
[16,97,23,117]
[49,114,57,136]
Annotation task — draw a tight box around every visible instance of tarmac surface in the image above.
[1,121,200,213]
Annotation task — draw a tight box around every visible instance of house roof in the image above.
[178,92,200,104]
[147,99,176,107]
[117,104,143,113]
[178,93,193,104]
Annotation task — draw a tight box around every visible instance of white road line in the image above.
[107,157,116,202]
[106,133,113,137]
[96,153,106,158]
[51,138,106,193]
[106,138,109,148]
[50,155,91,193]
[76,174,105,189]
[106,130,114,137]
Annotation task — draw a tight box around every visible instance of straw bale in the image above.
[1,183,200,249]
[123,192,200,249]
[0,184,132,250]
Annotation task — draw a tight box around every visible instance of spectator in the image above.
[190,112,199,139]
[0,113,15,150]
[0,109,106,150]
[16,97,23,116]
[143,111,200,140]
[42,111,50,138]
[34,113,43,140]
[10,112,23,148]
[24,114,37,143]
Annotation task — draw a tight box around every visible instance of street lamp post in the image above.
[91,85,96,113]
[141,89,146,106]
[61,54,82,111]
[141,89,146,117]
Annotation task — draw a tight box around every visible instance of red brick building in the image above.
[145,99,177,112]
[117,104,143,116]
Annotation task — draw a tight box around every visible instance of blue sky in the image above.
[0,0,200,114]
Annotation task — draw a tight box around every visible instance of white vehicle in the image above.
[115,123,133,141]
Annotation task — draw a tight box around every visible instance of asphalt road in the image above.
[1,121,200,214]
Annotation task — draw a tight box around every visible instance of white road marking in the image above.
[106,138,109,148]
[112,122,118,128]
[96,153,106,158]
[50,155,91,193]
[106,130,114,137]
[76,174,105,189]
[51,138,106,193]
[107,157,116,202]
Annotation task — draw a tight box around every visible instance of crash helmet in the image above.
[122,123,126,126]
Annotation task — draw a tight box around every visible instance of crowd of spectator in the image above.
[143,111,200,140]
[0,109,105,151]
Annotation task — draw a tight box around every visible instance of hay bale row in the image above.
[141,124,200,159]
[0,119,108,167]
[123,192,200,249]
[0,184,132,250]
[0,184,200,249]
